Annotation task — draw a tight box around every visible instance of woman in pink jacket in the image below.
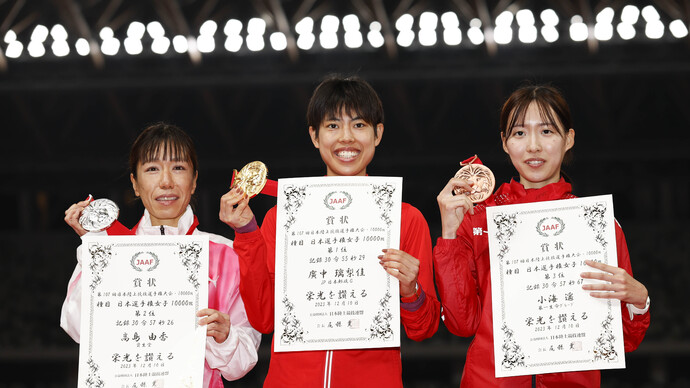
[61,123,261,387]
[434,85,650,387]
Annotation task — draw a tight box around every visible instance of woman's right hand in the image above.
[64,196,92,237]
[437,178,475,239]
[219,186,255,229]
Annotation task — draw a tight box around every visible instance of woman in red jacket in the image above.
[219,75,440,387]
[434,84,650,387]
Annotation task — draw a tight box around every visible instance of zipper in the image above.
[160,225,165,235]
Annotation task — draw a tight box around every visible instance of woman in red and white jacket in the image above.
[61,123,260,388]
[434,85,650,387]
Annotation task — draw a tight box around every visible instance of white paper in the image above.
[78,235,209,388]
[487,195,625,377]
[274,176,402,352]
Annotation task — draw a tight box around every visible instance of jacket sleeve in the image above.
[60,244,85,343]
[432,220,482,337]
[399,204,440,340]
[614,223,650,352]
[233,207,277,334]
[204,243,261,381]
[60,231,108,343]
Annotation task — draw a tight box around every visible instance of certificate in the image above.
[487,195,625,377]
[78,235,209,388]
[274,176,402,352]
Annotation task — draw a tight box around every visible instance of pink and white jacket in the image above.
[61,206,261,387]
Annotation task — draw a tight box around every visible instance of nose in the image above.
[159,168,173,188]
[526,131,541,152]
[339,125,355,143]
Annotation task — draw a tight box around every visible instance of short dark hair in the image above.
[500,84,573,163]
[307,75,384,137]
[129,123,198,179]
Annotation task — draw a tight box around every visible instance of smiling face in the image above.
[130,151,198,227]
[309,110,383,177]
[128,124,199,227]
[502,102,575,189]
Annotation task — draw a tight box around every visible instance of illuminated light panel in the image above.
[270,32,287,51]
[367,22,384,48]
[75,38,90,56]
[225,35,243,52]
[541,25,559,42]
[319,31,338,49]
[5,40,23,58]
[151,37,170,54]
[4,30,17,44]
[594,23,613,41]
[296,17,314,35]
[101,37,120,56]
[200,20,218,36]
[621,5,640,24]
[518,25,537,43]
[541,9,559,26]
[645,20,664,39]
[321,15,339,33]
[124,37,143,55]
[468,18,484,45]
[224,19,243,36]
[31,25,49,43]
[570,16,588,41]
[246,35,265,52]
[173,35,189,53]
[669,20,689,38]
[50,24,68,41]
[127,22,145,39]
[617,23,636,40]
[296,33,315,50]
[197,35,215,53]
[344,31,363,48]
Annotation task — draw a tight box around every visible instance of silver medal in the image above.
[79,198,120,232]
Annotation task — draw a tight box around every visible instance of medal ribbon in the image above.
[460,154,483,166]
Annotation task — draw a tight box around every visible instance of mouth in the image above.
[156,195,179,204]
[335,148,360,161]
[525,159,545,167]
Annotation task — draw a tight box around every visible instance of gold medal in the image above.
[232,161,268,198]
[453,156,495,203]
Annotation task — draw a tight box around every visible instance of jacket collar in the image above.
[487,177,573,207]
[131,205,199,235]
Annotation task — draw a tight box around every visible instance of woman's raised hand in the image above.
[64,195,92,237]
[219,187,255,229]
[437,178,475,239]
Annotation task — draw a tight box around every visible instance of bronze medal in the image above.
[453,159,495,203]
[233,161,268,198]
[79,198,120,232]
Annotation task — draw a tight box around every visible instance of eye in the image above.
[326,123,338,129]
[173,164,187,171]
[353,122,367,128]
[511,129,525,137]
[144,165,159,172]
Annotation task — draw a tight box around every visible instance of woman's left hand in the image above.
[378,248,419,298]
[197,308,231,343]
[580,260,648,308]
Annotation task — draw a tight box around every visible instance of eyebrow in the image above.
[513,121,554,127]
